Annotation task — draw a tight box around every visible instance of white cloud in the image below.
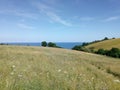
[103,16,120,22]
[17,23,35,30]
[46,12,72,26]
[0,9,37,20]
[14,11,37,19]
[33,2,72,26]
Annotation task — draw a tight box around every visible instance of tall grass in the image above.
[0,45,120,90]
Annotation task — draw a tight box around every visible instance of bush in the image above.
[82,42,89,46]
[72,45,82,51]
[95,48,120,58]
[41,41,47,47]
[96,48,106,55]
[106,48,120,58]
[0,43,5,45]
[72,45,92,52]
[103,37,109,40]
[48,42,57,47]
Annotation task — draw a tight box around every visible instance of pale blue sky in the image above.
[0,0,120,42]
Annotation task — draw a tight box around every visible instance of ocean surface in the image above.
[7,42,82,49]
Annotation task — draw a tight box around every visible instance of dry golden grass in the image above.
[86,38,120,50]
[0,45,120,90]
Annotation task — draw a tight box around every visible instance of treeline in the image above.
[72,45,93,52]
[41,41,61,48]
[0,43,8,45]
[96,48,120,58]
[82,37,115,46]
[72,45,120,58]
[72,37,120,59]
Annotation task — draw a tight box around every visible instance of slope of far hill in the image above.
[85,38,120,50]
[0,45,120,90]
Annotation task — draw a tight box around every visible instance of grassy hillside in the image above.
[86,38,120,50]
[0,45,120,90]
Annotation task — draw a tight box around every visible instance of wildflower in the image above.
[91,77,94,80]
[12,65,16,68]
[64,71,67,74]
[10,72,14,75]
[18,74,22,78]
[114,80,120,83]
[40,72,42,75]
[79,74,82,76]
[58,69,61,72]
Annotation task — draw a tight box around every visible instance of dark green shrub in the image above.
[41,41,47,47]
[96,48,106,55]
[72,45,92,52]
[106,48,120,58]
[48,42,57,47]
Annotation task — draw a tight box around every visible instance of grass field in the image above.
[0,45,120,90]
[86,38,120,50]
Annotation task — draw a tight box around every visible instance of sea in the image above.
[6,42,83,49]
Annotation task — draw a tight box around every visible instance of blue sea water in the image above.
[7,42,82,49]
[56,42,82,49]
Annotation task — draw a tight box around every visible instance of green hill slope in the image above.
[0,45,120,90]
[86,38,120,50]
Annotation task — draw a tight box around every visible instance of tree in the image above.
[41,41,47,47]
[72,45,82,51]
[106,48,120,58]
[72,45,91,52]
[103,37,109,40]
[96,48,106,55]
[112,37,115,39]
[82,42,89,46]
[48,42,56,47]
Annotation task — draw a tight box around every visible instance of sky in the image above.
[0,0,120,42]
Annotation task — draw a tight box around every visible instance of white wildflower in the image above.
[92,77,94,80]
[12,65,16,68]
[58,69,61,72]
[114,80,120,83]
[10,72,14,75]
[18,74,22,78]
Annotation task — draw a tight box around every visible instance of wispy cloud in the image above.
[15,11,37,19]
[0,9,37,20]
[102,16,120,22]
[46,12,72,26]
[80,17,95,21]
[17,23,35,30]
[33,2,72,26]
